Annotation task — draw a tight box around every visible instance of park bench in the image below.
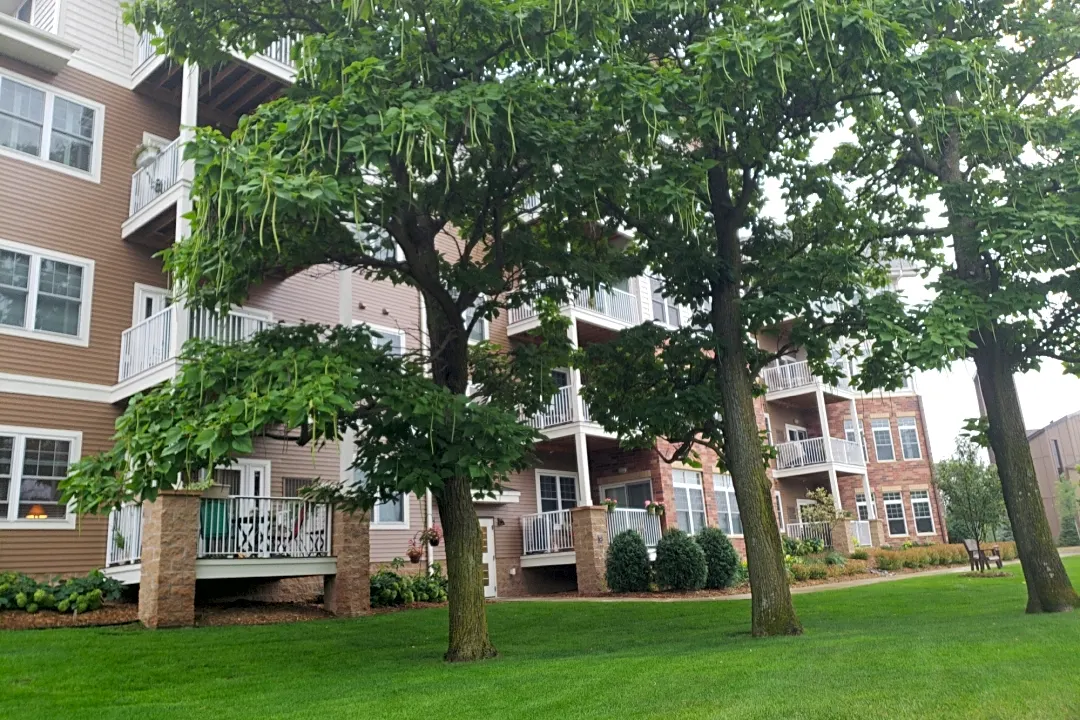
[963,539,1003,571]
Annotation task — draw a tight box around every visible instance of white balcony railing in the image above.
[785,521,833,548]
[522,509,574,554]
[198,496,332,559]
[761,360,852,394]
[135,31,158,68]
[606,508,662,547]
[105,504,143,567]
[129,136,182,216]
[830,437,866,466]
[526,386,575,429]
[134,30,297,71]
[118,306,273,382]
[508,283,639,326]
[775,437,828,470]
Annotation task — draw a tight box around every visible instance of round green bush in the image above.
[654,529,707,591]
[605,530,651,593]
[694,527,740,589]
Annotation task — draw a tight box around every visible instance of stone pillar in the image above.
[324,509,371,616]
[571,506,609,596]
[831,519,854,556]
[138,490,201,629]
[868,518,886,548]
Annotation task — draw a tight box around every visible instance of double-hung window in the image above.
[352,466,407,527]
[855,491,876,521]
[0,72,102,178]
[650,276,681,327]
[0,241,92,344]
[844,419,869,460]
[871,419,895,462]
[0,427,79,525]
[910,490,935,534]
[538,472,578,513]
[713,473,742,536]
[882,491,907,536]
[897,417,922,460]
[463,301,489,343]
[673,469,706,534]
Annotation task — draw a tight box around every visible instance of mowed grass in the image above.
[3,559,1080,720]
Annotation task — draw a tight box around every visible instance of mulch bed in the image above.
[194,600,332,626]
[0,602,138,630]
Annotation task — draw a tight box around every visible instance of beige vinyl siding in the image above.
[60,0,139,81]
[248,265,342,326]
[0,58,178,386]
[0,395,120,576]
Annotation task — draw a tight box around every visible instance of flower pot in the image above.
[134,146,161,170]
[429,538,440,547]
[408,553,422,564]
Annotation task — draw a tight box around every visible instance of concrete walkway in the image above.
[496,547,1080,603]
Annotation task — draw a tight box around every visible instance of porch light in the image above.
[26,505,48,519]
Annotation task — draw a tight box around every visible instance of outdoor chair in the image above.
[963,539,1003,571]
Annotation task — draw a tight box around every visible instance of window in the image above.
[844,419,869,460]
[1052,439,1065,476]
[910,490,935,534]
[0,73,102,178]
[855,491,876,521]
[347,223,399,262]
[773,490,785,529]
[871,419,895,462]
[0,241,92,344]
[897,417,922,460]
[16,0,33,22]
[538,472,577,512]
[650,276,681,327]
[0,427,79,525]
[602,479,652,509]
[763,414,773,445]
[353,467,407,526]
[283,477,314,497]
[713,473,742,536]
[360,322,405,356]
[672,469,706,534]
[882,491,907,536]
[786,425,809,442]
[463,302,488,343]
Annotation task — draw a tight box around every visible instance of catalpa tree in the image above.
[65,0,640,661]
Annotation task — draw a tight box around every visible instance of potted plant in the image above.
[645,500,665,517]
[419,525,443,547]
[406,540,424,564]
[132,141,161,170]
[602,497,618,513]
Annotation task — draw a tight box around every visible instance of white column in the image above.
[827,467,842,511]
[815,387,834,462]
[849,397,876,519]
[175,61,199,242]
[567,321,585,422]
[338,265,356,484]
[574,431,592,506]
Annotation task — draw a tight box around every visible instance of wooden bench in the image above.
[963,539,1003,571]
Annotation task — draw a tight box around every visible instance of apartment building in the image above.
[0,0,944,615]
[1027,412,1080,539]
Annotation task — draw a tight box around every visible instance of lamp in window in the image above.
[26,505,48,519]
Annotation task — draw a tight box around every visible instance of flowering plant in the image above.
[419,525,443,546]
[601,498,618,513]
[645,500,665,516]
[406,539,424,563]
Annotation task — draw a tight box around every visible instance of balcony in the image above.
[760,360,854,400]
[104,496,333,584]
[784,519,873,549]
[773,436,865,477]
[520,508,661,567]
[523,385,611,440]
[508,284,640,334]
[122,137,184,245]
[116,305,273,398]
[0,0,77,72]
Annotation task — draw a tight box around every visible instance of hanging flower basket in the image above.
[602,498,618,513]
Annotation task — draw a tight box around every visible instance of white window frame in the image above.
[647,274,683,328]
[463,298,489,344]
[355,320,406,355]
[0,238,94,346]
[854,491,876,522]
[897,417,922,460]
[882,491,908,537]
[0,69,105,182]
[844,418,870,461]
[763,413,773,445]
[785,424,809,442]
[871,418,896,463]
[535,469,579,513]
[910,490,936,535]
[712,473,742,537]
[599,476,653,510]
[0,424,81,529]
[131,282,170,325]
[774,490,785,529]
[795,498,818,524]
[672,468,707,535]
[351,463,409,529]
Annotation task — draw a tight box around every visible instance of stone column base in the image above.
[868,519,886,548]
[325,509,371,616]
[138,490,202,629]
[831,519,854,556]
[571,506,609,596]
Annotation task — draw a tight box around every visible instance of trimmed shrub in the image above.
[654,529,707,591]
[790,562,812,582]
[824,551,847,567]
[807,565,828,580]
[849,549,869,561]
[0,570,120,615]
[605,530,651,593]
[870,542,1016,573]
[369,563,448,607]
[695,527,740,589]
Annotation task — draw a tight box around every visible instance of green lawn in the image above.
[4,559,1080,720]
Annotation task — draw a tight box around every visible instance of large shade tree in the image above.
[65,0,640,661]
[850,0,1080,611]
[580,0,921,636]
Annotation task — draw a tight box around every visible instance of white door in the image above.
[480,518,496,598]
[133,285,170,323]
[796,498,818,524]
[215,460,271,556]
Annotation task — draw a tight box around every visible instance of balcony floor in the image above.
[102,557,338,585]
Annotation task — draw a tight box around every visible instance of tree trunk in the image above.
[974,341,1078,611]
[435,476,498,661]
[426,302,498,660]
